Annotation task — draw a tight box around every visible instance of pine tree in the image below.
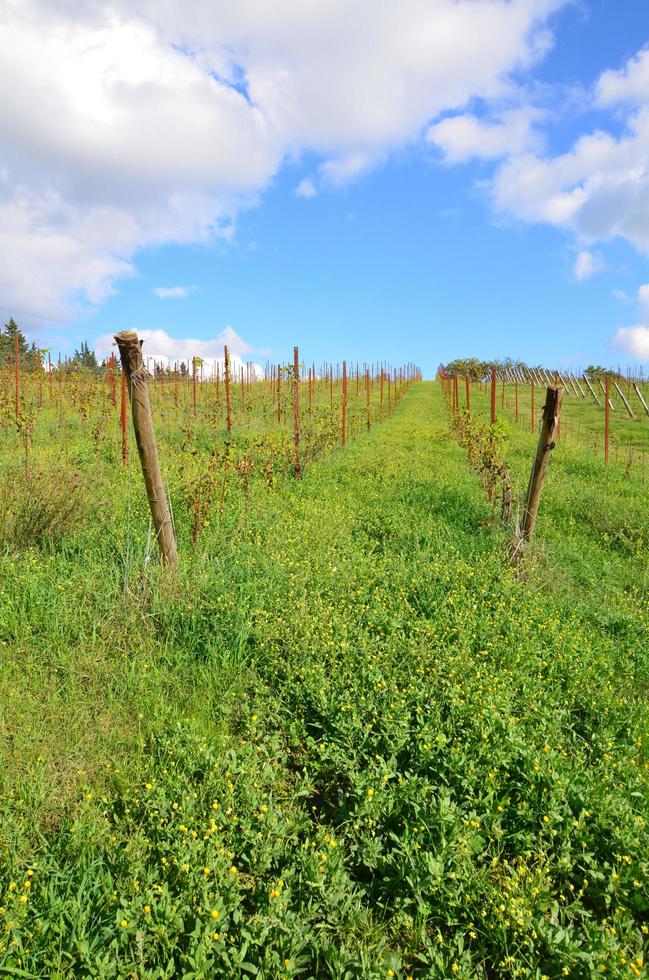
[71,341,99,372]
[0,319,30,369]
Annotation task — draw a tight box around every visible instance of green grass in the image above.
[1,383,648,978]
[465,379,649,479]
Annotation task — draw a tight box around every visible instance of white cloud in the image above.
[638,283,649,316]
[573,250,604,281]
[427,107,545,163]
[295,177,317,199]
[319,151,375,186]
[0,0,567,318]
[95,326,265,376]
[613,289,631,302]
[596,45,649,107]
[612,325,649,360]
[492,112,649,251]
[487,44,649,256]
[609,285,649,361]
[154,286,193,299]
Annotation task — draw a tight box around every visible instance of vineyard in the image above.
[0,339,419,558]
[440,365,649,484]
[1,346,648,978]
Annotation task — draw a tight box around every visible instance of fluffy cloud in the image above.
[295,178,317,199]
[491,113,649,250]
[596,45,649,108]
[573,250,605,281]
[639,283,649,316]
[611,285,649,361]
[95,326,265,375]
[427,107,545,163]
[487,44,649,255]
[612,326,649,360]
[1,0,566,318]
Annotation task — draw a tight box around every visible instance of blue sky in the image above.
[2,0,649,376]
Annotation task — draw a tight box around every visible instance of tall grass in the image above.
[0,383,647,977]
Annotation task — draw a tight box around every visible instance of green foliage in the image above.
[584,365,624,382]
[441,357,529,381]
[0,318,41,371]
[0,384,648,977]
[0,465,94,550]
[441,357,492,381]
[71,340,100,373]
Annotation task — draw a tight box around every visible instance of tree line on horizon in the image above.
[438,356,636,383]
[1,319,101,373]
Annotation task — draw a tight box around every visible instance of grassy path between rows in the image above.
[1,382,647,978]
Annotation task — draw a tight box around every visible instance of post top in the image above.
[114,330,139,343]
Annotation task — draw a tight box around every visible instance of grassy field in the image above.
[1,381,648,977]
[465,379,649,481]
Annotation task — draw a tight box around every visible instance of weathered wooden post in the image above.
[521,386,563,542]
[120,370,128,465]
[531,378,535,433]
[366,368,371,430]
[14,330,20,422]
[224,345,232,435]
[605,374,610,464]
[110,353,118,407]
[342,360,347,447]
[634,383,649,417]
[293,346,301,479]
[515,379,519,422]
[613,380,634,418]
[114,331,178,566]
[583,374,601,405]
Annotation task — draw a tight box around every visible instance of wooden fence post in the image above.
[14,330,20,422]
[634,383,649,417]
[366,368,371,430]
[114,331,178,567]
[583,374,601,405]
[224,345,232,435]
[342,360,347,446]
[605,373,610,464]
[293,346,301,479]
[531,379,535,433]
[120,370,128,465]
[515,379,518,422]
[613,380,634,418]
[521,386,563,542]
